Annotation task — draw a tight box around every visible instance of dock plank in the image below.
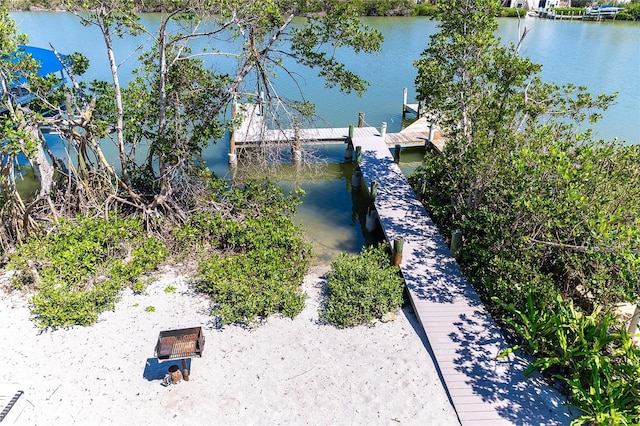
[353,133,576,426]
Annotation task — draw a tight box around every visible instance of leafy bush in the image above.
[497,293,640,425]
[7,215,165,328]
[320,243,404,328]
[190,181,312,325]
[498,7,528,17]
[413,3,438,17]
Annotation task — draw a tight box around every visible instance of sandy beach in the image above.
[0,265,459,425]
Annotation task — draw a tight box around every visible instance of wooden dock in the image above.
[353,132,575,425]
[230,103,443,152]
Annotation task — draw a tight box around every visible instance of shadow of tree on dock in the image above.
[447,310,576,425]
[357,143,576,425]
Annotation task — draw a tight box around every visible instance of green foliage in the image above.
[498,7,528,17]
[123,42,228,170]
[412,0,640,421]
[497,294,640,425]
[131,280,146,295]
[7,216,166,328]
[190,181,312,325]
[355,0,414,16]
[320,243,404,328]
[290,1,383,96]
[615,4,640,20]
[412,0,639,310]
[412,3,438,17]
[164,285,177,293]
[145,305,156,312]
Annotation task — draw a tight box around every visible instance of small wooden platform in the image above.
[231,103,444,150]
[353,133,575,425]
[396,116,446,153]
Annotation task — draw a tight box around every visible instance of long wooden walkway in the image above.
[353,132,576,425]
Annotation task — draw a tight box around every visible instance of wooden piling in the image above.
[392,237,404,266]
[365,206,377,232]
[345,125,354,162]
[393,144,401,164]
[345,142,353,163]
[402,87,408,118]
[351,168,362,189]
[450,229,462,258]
[358,112,365,128]
[230,103,237,156]
[370,180,378,202]
[355,145,362,164]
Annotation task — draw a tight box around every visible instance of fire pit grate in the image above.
[155,327,204,360]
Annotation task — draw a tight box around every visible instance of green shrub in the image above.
[190,181,312,325]
[413,4,438,17]
[498,7,528,17]
[195,249,306,324]
[7,215,166,328]
[622,3,640,20]
[320,243,404,328]
[497,293,640,425]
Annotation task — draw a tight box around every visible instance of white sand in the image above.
[0,265,459,425]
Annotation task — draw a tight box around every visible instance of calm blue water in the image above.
[10,12,640,261]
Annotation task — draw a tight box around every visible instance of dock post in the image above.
[402,88,408,118]
[292,119,302,164]
[352,145,363,190]
[358,112,365,128]
[228,152,238,167]
[392,237,404,266]
[229,131,237,166]
[229,103,238,167]
[292,149,302,163]
[450,229,462,258]
[345,143,353,163]
[351,169,362,190]
[393,144,401,164]
[345,125,354,162]
[365,206,378,232]
[370,180,378,203]
[381,122,387,139]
